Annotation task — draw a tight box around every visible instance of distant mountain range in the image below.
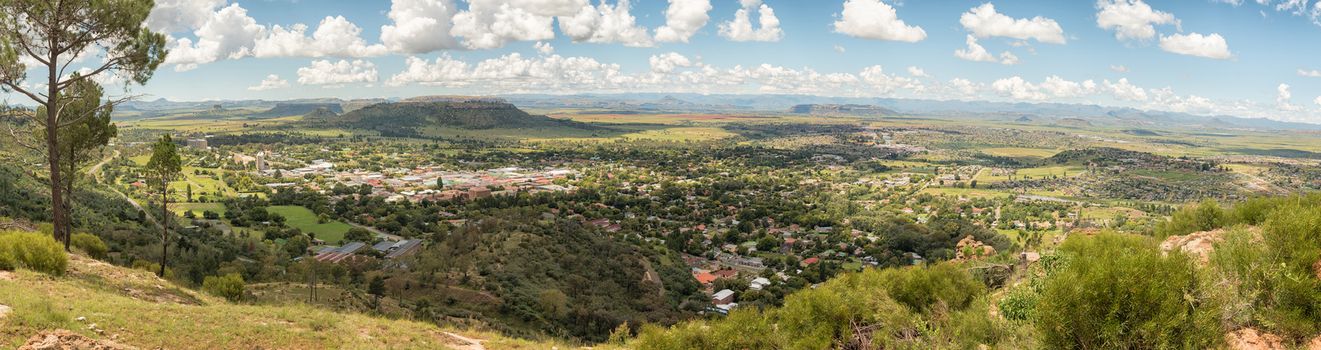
[111,93,1321,131]
[312,100,601,137]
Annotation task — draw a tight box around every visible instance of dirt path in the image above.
[640,259,665,297]
[113,187,164,230]
[442,332,485,350]
[87,150,119,180]
[346,221,403,241]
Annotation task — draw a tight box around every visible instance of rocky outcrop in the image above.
[1225,328,1285,350]
[1160,229,1226,264]
[954,236,996,261]
[18,330,135,350]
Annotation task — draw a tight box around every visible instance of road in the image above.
[87,150,119,180]
[112,187,164,230]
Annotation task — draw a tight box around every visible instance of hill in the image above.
[323,101,603,138]
[788,104,897,116]
[0,253,578,350]
[254,103,344,118]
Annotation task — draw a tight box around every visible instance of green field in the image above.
[169,202,225,216]
[978,165,1085,183]
[266,205,351,243]
[982,147,1059,158]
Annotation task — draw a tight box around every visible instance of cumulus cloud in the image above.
[991,75,1095,100]
[655,0,712,43]
[1159,32,1233,59]
[948,78,980,96]
[833,0,926,42]
[380,0,459,54]
[1315,95,1321,107]
[649,52,695,74]
[1110,64,1129,73]
[1277,83,1301,111]
[164,4,265,71]
[560,0,654,47]
[535,41,555,55]
[1299,69,1321,77]
[1102,78,1147,101]
[451,0,582,50]
[907,66,928,77]
[955,35,1018,65]
[297,60,378,86]
[145,0,226,33]
[254,16,387,58]
[387,52,629,90]
[1096,0,1179,41]
[959,3,1066,44]
[834,45,846,53]
[719,0,784,42]
[1212,0,1321,27]
[248,74,289,91]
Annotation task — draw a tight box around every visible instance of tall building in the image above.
[256,151,267,172]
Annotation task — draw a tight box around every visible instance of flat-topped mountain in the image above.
[322,101,600,137]
[788,104,898,116]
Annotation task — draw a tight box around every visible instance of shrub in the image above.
[1208,203,1321,341]
[1155,199,1225,238]
[0,230,68,276]
[202,273,245,302]
[70,232,108,259]
[1035,233,1219,349]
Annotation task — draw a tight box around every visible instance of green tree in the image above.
[147,135,181,277]
[202,273,245,302]
[0,0,167,245]
[345,227,374,243]
[35,73,117,250]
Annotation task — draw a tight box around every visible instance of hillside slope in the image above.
[323,101,601,137]
[0,254,576,350]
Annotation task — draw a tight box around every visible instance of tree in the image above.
[368,275,385,311]
[345,227,374,243]
[147,135,181,277]
[35,73,117,250]
[0,0,167,245]
[436,177,444,190]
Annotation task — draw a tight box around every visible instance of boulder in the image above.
[1225,328,1285,350]
[18,330,135,350]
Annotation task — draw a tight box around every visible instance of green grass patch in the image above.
[266,206,351,244]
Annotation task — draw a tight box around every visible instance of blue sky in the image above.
[18,0,1321,121]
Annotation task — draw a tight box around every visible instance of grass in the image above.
[267,206,351,244]
[978,166,1085,183]
[982,147,1059,158]
[168,202,225,216]
[0,254,577,349]
[919,187,1012,199]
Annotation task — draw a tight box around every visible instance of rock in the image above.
[0,304,11,319]
[1225,328,1285,350]
[954,236,996,261]
[1307,335,1321,350]
[1312,259,1321,281]
[18,329,136,350]
[1159,229,1226,265]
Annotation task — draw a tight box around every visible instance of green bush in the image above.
[1155,199,1225,238]
[70,232,108,259]
[202,273,245,302]
[1035,233,1219,349]
[0,230,68,276]
[1208,203,1321,341]
[879,263,986,313]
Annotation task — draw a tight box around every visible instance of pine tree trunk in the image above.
[160,189,168,277]
[46,47,67,250]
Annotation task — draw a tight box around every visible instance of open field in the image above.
[267,205,351,243]
[981,147,1059,158]
[977,166,1085,183]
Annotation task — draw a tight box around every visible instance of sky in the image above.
[11,0,1321,122]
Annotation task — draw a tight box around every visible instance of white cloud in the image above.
[1102,78,1147,101]
[248,74,289,91]
[450,0,583,49]
[535,41,555,55]
[719,0,784,42]
[907,66,928,77]
[959,3,1066,44]
[991,75,1094,100]
[297,60,378,86]
[649,52,695,74]
[560,0,654,47]
[1159,32,1233,59]
[834,45,846,53]
[1314,95,1321,107]
[655,0,712,43]
[1299,69,1321,77]
[1277,83,1302,111]
[1096,0,1179,41]
[387,52,629,90]
[948,78,980,96]
[833,0,926,42]
[163,4,265,72]
[955,35,1018,65]
[254,16,387,58]
[145,0,226,33]
[380,0,459,54]
[1110,64,1129,73]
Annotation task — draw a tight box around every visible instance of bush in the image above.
[1035,233,1219,349]
[1155,199,1225,238]
[0,230,68,276]
[1208,204,1321,341]
[70,232,108,259]
[202,273,245,302]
